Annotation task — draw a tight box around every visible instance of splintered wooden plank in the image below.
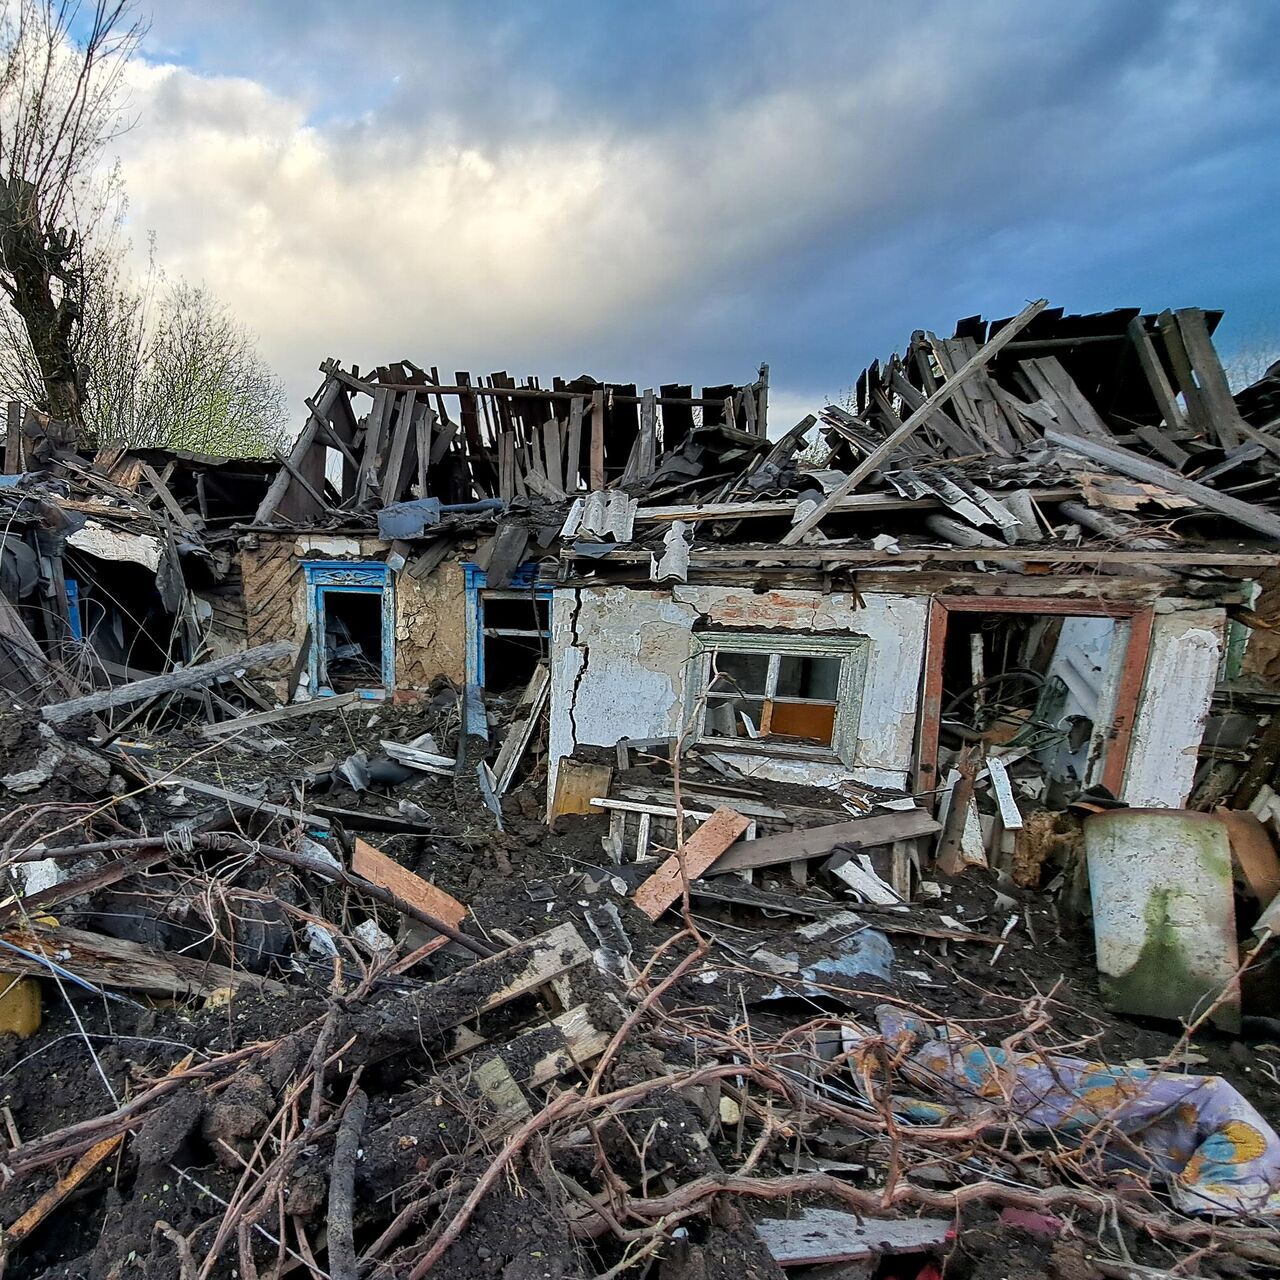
[353,838,467,957]
[381,390,417,504]
[201,691,359,738]
[565,395,584,492]
[4,1134,124,1244]
[632,806,751,919]
[1156,309,1211,437]
[709,808,940,875]
[492,662,550,793]
[757,1208,951,1266]
[782,299,1047,543]
[0,923,285,998]
[1126,316,1187,437]
[1175,308,1248,449]
[590,388,606,489]
[1021,356,1112,440]
[541,419,564,496]
[1044,426,1280,540]
[434,922,591,1026]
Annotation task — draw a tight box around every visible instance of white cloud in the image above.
[104,1,1280,436]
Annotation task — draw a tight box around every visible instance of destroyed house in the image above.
[234,304,1276,828]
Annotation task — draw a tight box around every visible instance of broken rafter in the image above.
[41,641,294,725]
[782,299,1049,543]
[1044,427,1280,541]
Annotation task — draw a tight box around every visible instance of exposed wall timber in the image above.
[1121,606,1224,807]
[237,534,467,696]
[239,535,304,691]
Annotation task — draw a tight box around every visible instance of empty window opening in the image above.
[481,591,549,693]
[689,633,867,765]
[320,589,385,691]
[64,553,177,673]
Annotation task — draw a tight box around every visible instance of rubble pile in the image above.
[0,301,1276,1277]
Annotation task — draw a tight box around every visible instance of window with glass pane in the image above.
[695,637,863,755]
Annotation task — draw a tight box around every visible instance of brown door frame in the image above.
[915,595,1155,801]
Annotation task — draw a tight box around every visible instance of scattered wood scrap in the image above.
[632,806,752,919]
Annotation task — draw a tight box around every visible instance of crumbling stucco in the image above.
[395,559,466,687]
[1121,607,1224,808]
[548,584,929,796]
[238,535,468,695]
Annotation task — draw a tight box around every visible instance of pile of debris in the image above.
[0,299,1278,1278]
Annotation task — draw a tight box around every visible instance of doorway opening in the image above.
[919,597,1153,805]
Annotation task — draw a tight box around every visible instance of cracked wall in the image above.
[548,583,929,796]
[395,559,466,687]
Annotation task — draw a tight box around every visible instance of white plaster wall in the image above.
[548,584,929,796]
[1121,607,1224,808]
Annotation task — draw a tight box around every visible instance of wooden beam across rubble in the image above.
[577,546,1277,569]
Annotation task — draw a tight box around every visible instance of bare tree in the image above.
[0,1,143,433]
[131,280,288,456]
[1221,316,1280,393]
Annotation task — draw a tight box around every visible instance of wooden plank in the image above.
[564,395,584,492]
[541,419,564,496]
[254,379,340,523]
[782,299,1047,544]
[42,641,294,725]
[1022,357,1112,439]
[589,544,1278,568]
[552,760,614,819]
[633,807,751,920]
[271,449,335,515]
[353,838,467,958]
[381,391,417,504]
[415,405,432,497]
[147,773,332,830]
[4,1134,124,1244]
[1043,427,1280,541]
[1176,308,1248,449]
[0,922,285,998]
[985,756,1023,830]
[201,691,358,738]
[138,462,200,533]
[708,809,940,875]
[1126,317,1187,435]
[635,486,1081,524]
[433,922,589,1025]
[1156,310,1211,437]
[493,663,551,793]
[589,388,606,490]
[827,853,902,904]
[757,1208,951,1267]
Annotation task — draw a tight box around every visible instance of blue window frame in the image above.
[462,562,551,738]
[303,561,395,697]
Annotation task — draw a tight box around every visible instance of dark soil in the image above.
[1,708,1276,1280]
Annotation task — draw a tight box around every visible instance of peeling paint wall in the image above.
[1122,607,1225,808]
[549,584,929,795]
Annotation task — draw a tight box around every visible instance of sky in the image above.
[103,0,1280,433]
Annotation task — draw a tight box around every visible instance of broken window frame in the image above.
[302,561,395,697]
[686,632,869,766]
